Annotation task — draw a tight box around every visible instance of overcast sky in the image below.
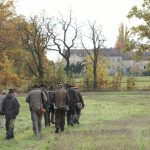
[15,0,142,61]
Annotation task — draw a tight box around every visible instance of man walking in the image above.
[26,84,47,135]
[53,84,69,133]
[1,89,20,140]
[73,86,84,124]
[48,85,55,125]
[66,84,79,126]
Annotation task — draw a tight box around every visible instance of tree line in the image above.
[0,0,149,91]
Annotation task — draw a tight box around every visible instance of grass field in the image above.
[1,92,150,150]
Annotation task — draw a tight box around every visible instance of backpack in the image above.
[13,98,20,116]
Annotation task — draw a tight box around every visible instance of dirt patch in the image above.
[98,144,139,150]
[102,116,150,127]
[65,128,132,137]
[100,128,132,136]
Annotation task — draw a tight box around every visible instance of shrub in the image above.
[126,77,136,90]
[110,74,122,91]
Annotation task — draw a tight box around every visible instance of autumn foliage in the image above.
[0,55,22,89]
[83,54,108,90]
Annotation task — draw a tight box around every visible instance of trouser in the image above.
[74,107,81,124]
[0,115,5,128]
[44,110,49,127]
[55,109,65,132]
[5,118,15,139]
[67,105,76,126]
[76,108,81,120]
[44,106,55,126]
[31,111,42,135]
[49,105,55,124]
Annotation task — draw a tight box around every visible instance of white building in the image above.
[66,48,150,75]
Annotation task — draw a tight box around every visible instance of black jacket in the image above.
[67,88,79,105]
[48,90,55,105]
[2,93,20,119]
[76,90,84,108]
[41,90,49,108]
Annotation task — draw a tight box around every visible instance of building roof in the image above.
[70,49,87,57]
[66,48,122,57]
[64,48,150,60]
[122,51,150,60]
[100,48,121,57]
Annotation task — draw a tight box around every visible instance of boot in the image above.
[61,127,64,132]
[6,127,14,140]
[68,121,73,126]
[55,128,59,133]
[11,127,14,139]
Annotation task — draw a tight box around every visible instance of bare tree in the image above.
[20,15,54,83]
[50,10,79,75]
[81,21,105,89]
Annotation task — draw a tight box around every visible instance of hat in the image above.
[58,84,63,88]
[73,85,78,89]
[65,84,72,88]
[8,89,15,93]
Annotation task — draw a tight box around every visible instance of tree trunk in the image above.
[93,61,97,89]
[38,54,44,84]
[39,70,44,84]
[66,58,70,76]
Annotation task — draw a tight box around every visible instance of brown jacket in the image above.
[54,88,69,108]
[26,88,47,111]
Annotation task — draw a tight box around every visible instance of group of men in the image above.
[0,83,84,139]
[26,83,84,134]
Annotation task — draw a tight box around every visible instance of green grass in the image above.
[1,92,150,149]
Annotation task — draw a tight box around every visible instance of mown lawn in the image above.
[1,91,150,150]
